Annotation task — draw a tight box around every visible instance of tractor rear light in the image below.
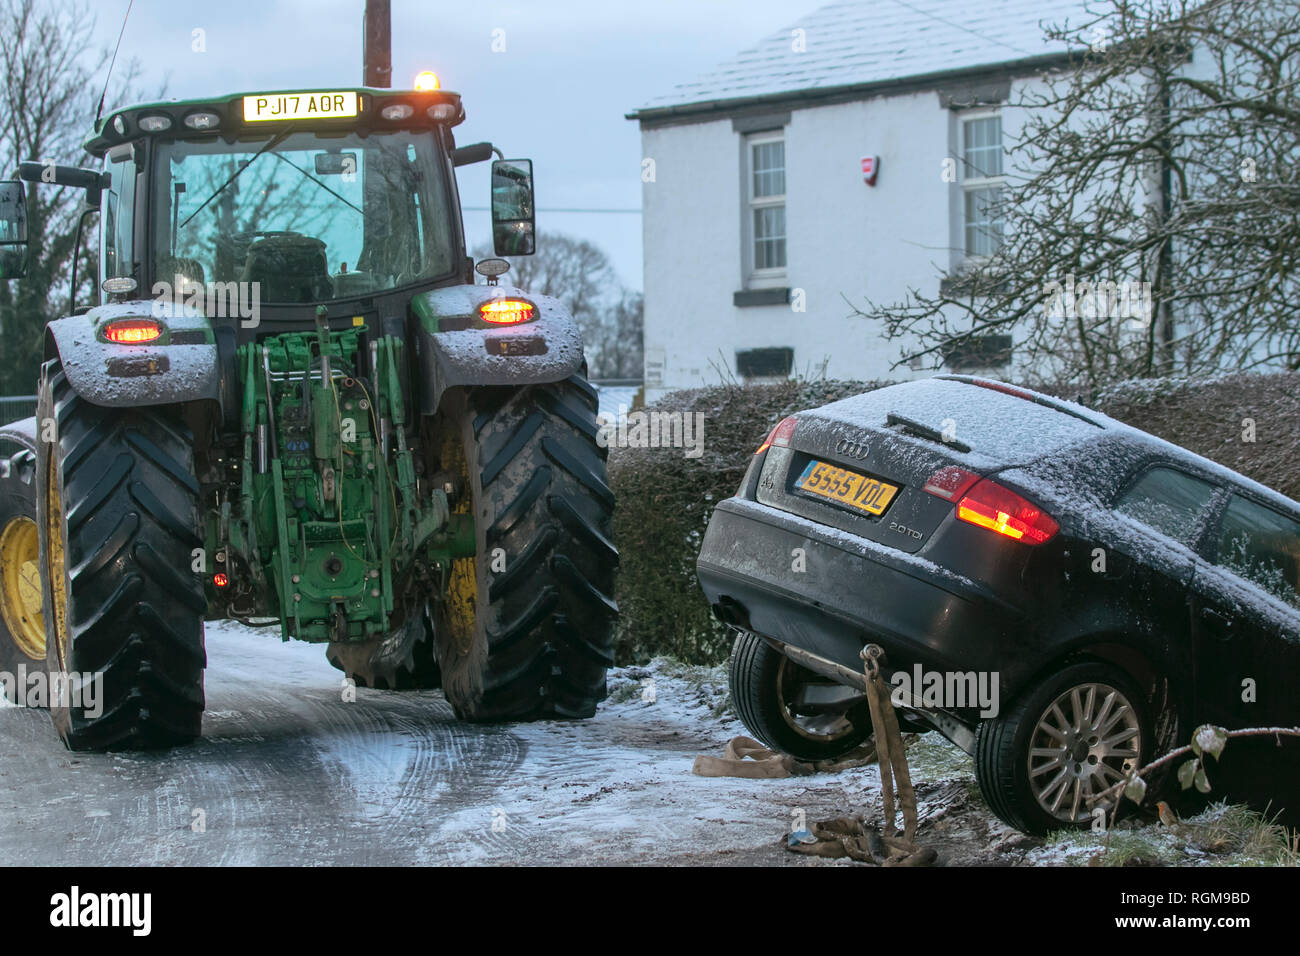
[426,103,458,122]
[212,572,229,589]
[755,416,798,455]
[102,319,162,344]
[479,299,535,325]
[922,466,982,502]
[381,103,414,120]
[955,478,1059,545]
[138,114,172,132]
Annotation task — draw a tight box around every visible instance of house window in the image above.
[736,347,793,384]
[748,134,786,275]
[960,113,1004,258]
[942,333,1012,370]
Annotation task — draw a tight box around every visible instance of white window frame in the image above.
[746,131,786,283]
[959,110,1005,262]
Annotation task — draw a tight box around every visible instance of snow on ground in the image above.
[0,622,1289,865]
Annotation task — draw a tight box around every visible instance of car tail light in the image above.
[479,299,535,325]
[755,416,798,455]
[954,478,1059,545]
[102,318,162,344]
[922,466,981,502]
[965,378,1037,402]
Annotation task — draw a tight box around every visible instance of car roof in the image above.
[815,376,1300,517]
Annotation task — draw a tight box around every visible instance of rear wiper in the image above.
[886,413,972,454]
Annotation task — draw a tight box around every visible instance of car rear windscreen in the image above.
[813,379,1103,462]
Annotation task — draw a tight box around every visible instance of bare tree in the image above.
[852,0,1300,390]
[475,231,643,378]
[0,0,148,394]
[585,288,644,379]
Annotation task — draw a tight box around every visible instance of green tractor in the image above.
[0,84,618,750]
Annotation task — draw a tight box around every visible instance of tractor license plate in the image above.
[243,92,358,123]
[795,460,898,516]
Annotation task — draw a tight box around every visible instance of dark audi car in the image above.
[697,375,1300,834]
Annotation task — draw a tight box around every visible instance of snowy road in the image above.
[0,622,993,866]
[3,622,1263,866]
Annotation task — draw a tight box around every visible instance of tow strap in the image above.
[786,645,936,865]
[695,642,937,865]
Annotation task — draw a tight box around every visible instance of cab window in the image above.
[100,145,139,291]
[1214,496,1300,610]
[1114,466,1217,547]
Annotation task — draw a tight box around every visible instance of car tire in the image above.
[728,630,873,762]
[432,374,618,721]
[976,660,1150,835]
[37,360,207,751]
[326,607,442,690]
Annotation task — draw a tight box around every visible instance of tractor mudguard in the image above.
[44,300,222,409]
[0,417,37,455]
[411,284,586,415]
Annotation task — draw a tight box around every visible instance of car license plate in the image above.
[243,92,358,123]
[795,460,898,516]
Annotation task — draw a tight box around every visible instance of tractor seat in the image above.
[240,234,333,304]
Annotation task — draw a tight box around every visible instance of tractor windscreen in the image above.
[151,129,457,305]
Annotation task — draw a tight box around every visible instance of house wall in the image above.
[639,77,1048,402]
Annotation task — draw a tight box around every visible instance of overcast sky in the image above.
[87,0,827,290]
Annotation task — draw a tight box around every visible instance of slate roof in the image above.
[630,0,1093,119]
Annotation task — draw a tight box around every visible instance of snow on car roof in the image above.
[805,377,1103,464]
[808,377,1300,515]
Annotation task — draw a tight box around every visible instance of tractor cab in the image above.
[0,85,537,327]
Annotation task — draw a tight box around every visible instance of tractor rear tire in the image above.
[434,373,618,721]
[0,442,43,702]
[326,607,442,690]
[37,360,207,751]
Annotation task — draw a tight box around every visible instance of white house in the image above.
[628,0,1093,402]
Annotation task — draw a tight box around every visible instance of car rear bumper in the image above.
[696,497,1029,690]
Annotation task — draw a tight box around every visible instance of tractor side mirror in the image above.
[16,161,108,207]
[0,180,28,280]
[490,159,535,257]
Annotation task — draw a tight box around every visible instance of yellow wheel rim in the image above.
[440,420,478,656]
[45,444,70,671]
[0,515,44,659]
